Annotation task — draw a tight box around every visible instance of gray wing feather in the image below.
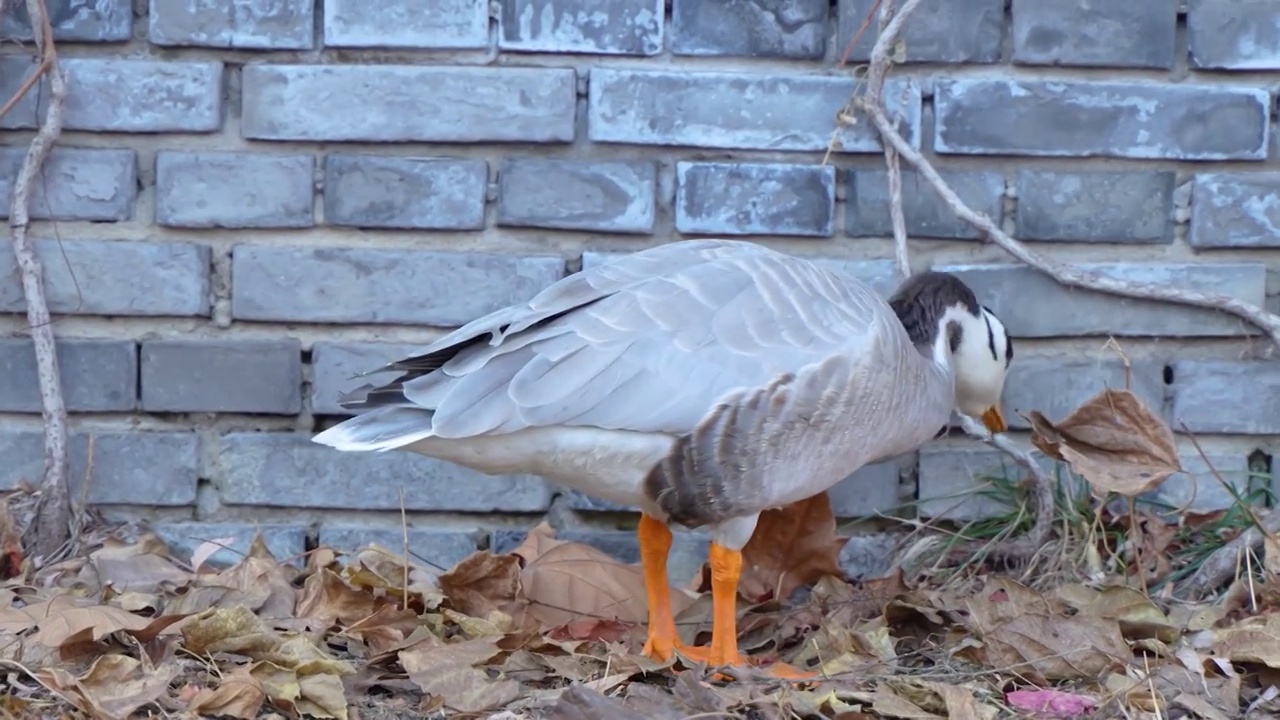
[348,240,890,440]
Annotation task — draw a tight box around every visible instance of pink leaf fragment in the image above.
[1006,688,1098,718]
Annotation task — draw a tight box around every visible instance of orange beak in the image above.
[981,406,1007,434]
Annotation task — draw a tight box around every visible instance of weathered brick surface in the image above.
[1011,0,1177,68]
[0,57,42,129]
[1188,0,1280,70]
[672,0,826,59]
[324,155,487,230]
[1126,453,1255,519]
[150,0,314,49]
[676,162,835,237]
[156,152,315,229]
[231,246,566,326]
[491,528,710,584]
[0,339,136,413]
[1000,358,1168,431]
[499,0,663,55]
[1016,171,1175,243]
[141,340,302,414]
[154,522,309,568]
[320,526,483,570]
[1172,362,1280,434]
[325,0,488,49]
[839,0,1003,64]
[311,342,423,415]
[939,262,1266,337]
[0,147,135,221]
[242,66,576,143]
[0,240,211,318]
[847,169,1004,240]
[2,0,131,42]
[1190,173,1280,248]
[219,433,554,512]
[60,59,223,133]
[589,69,922,153]
[498,159,656,234]
[934,80,1270,160]
[0,430,198,506]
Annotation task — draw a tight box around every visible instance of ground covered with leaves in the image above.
[0,388,1277,719]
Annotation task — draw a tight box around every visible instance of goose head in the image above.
[888,271,1013,434]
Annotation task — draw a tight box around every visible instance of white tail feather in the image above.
[312,407,437,452]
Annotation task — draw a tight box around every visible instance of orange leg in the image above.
[679,543,816,681]
[639,513,681,662]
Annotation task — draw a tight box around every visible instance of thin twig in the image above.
[9,0,74,562]
[868,0,913,280]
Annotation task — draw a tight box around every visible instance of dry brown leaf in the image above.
[1053,583,1180,642]
[296,568,385,627]
[399,635,520,713]
[979,613,1130,682]
[1214,611,1280,669]
[89,536,191,595]
[186,667,267,719]
[341,544,443,610]
[27,594,186,648]
[919,681,997,720]
[342,604,424,657]
[1026,388,1182,497]
[521,541,678,629]
[36,653,176,720]
[509,522,571,565]
[735,492,848,603]
[252,661,350,719]
[438,551,523,619]
[545,683,651,720]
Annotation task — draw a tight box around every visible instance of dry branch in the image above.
[8,0,75,561]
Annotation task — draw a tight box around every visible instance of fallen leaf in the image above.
[1026,388,1182,497]
[544,683,650,720]
[89,536,191,595]
[28,594,186,648]
[735,493,848,603]
[1053,583,1180,642]
[190,536,239,572]
[1214,611,1280,669]
[36,653,176,720]
[399,635,520,713]
[341,544,443,611]
[295,568,384,627]
[186,667,266,719]
[438,551,522,620]
[918,681,997,720]
[1005,688,1098,718]
[520,541,667,628]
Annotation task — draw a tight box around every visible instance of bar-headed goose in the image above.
[312,239,1014,678]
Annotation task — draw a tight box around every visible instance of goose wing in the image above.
[325,240,896,444]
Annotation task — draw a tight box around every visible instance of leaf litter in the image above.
[0,388,1273,718]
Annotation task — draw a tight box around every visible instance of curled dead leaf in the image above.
[186,667,267,719]
[400,635,520,713]
[1026,388,1182,497]
[734,493,848,603]
[36,654,176,720]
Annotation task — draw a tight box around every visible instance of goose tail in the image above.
[312,406,437,452]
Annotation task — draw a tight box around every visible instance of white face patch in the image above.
[946,304,1012,419]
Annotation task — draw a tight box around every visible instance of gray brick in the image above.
[154,522,308,568]
[918,445,1056,521]
[0,56,45,129]
[490,528,710,585]
[498,159,656,234]
[1172,362,1280,434]
[934,80,1270,161]
[1188,0,1280,70]
[1118,453,1256,519]
[325,0,487,49]
[149,0,314,49]
[939,262,1266,338]
[589,68,922,153]
[1190,173,1280,248]
[1000,358,1167,432]
[0,430,198,506]
[319,525,482,571]
[231,246,566,327]
[0,147,136,222]
[1016,171,1175,243]
[2,0,131,42]
[324,155,486,231]
[0,339,136,413]
[675,162,835,237]
[499,0,663,55]
[141,340,302,414]
[311,342,423,415]
[1011,0,1177,69]
[672,0,826,59]
[0,240,211,318]
[838,0,1003,64]
[827,462,902,517]
[242,65,576,143]
[156,152,314,229]
[60,59,223,133]
[847,169,1004,240]
[221,433,554,512]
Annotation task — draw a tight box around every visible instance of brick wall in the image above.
[1,0,1277,579]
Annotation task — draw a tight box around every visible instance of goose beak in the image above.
[981,406,1007,434]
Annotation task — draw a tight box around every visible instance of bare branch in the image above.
[9,0,75,562]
